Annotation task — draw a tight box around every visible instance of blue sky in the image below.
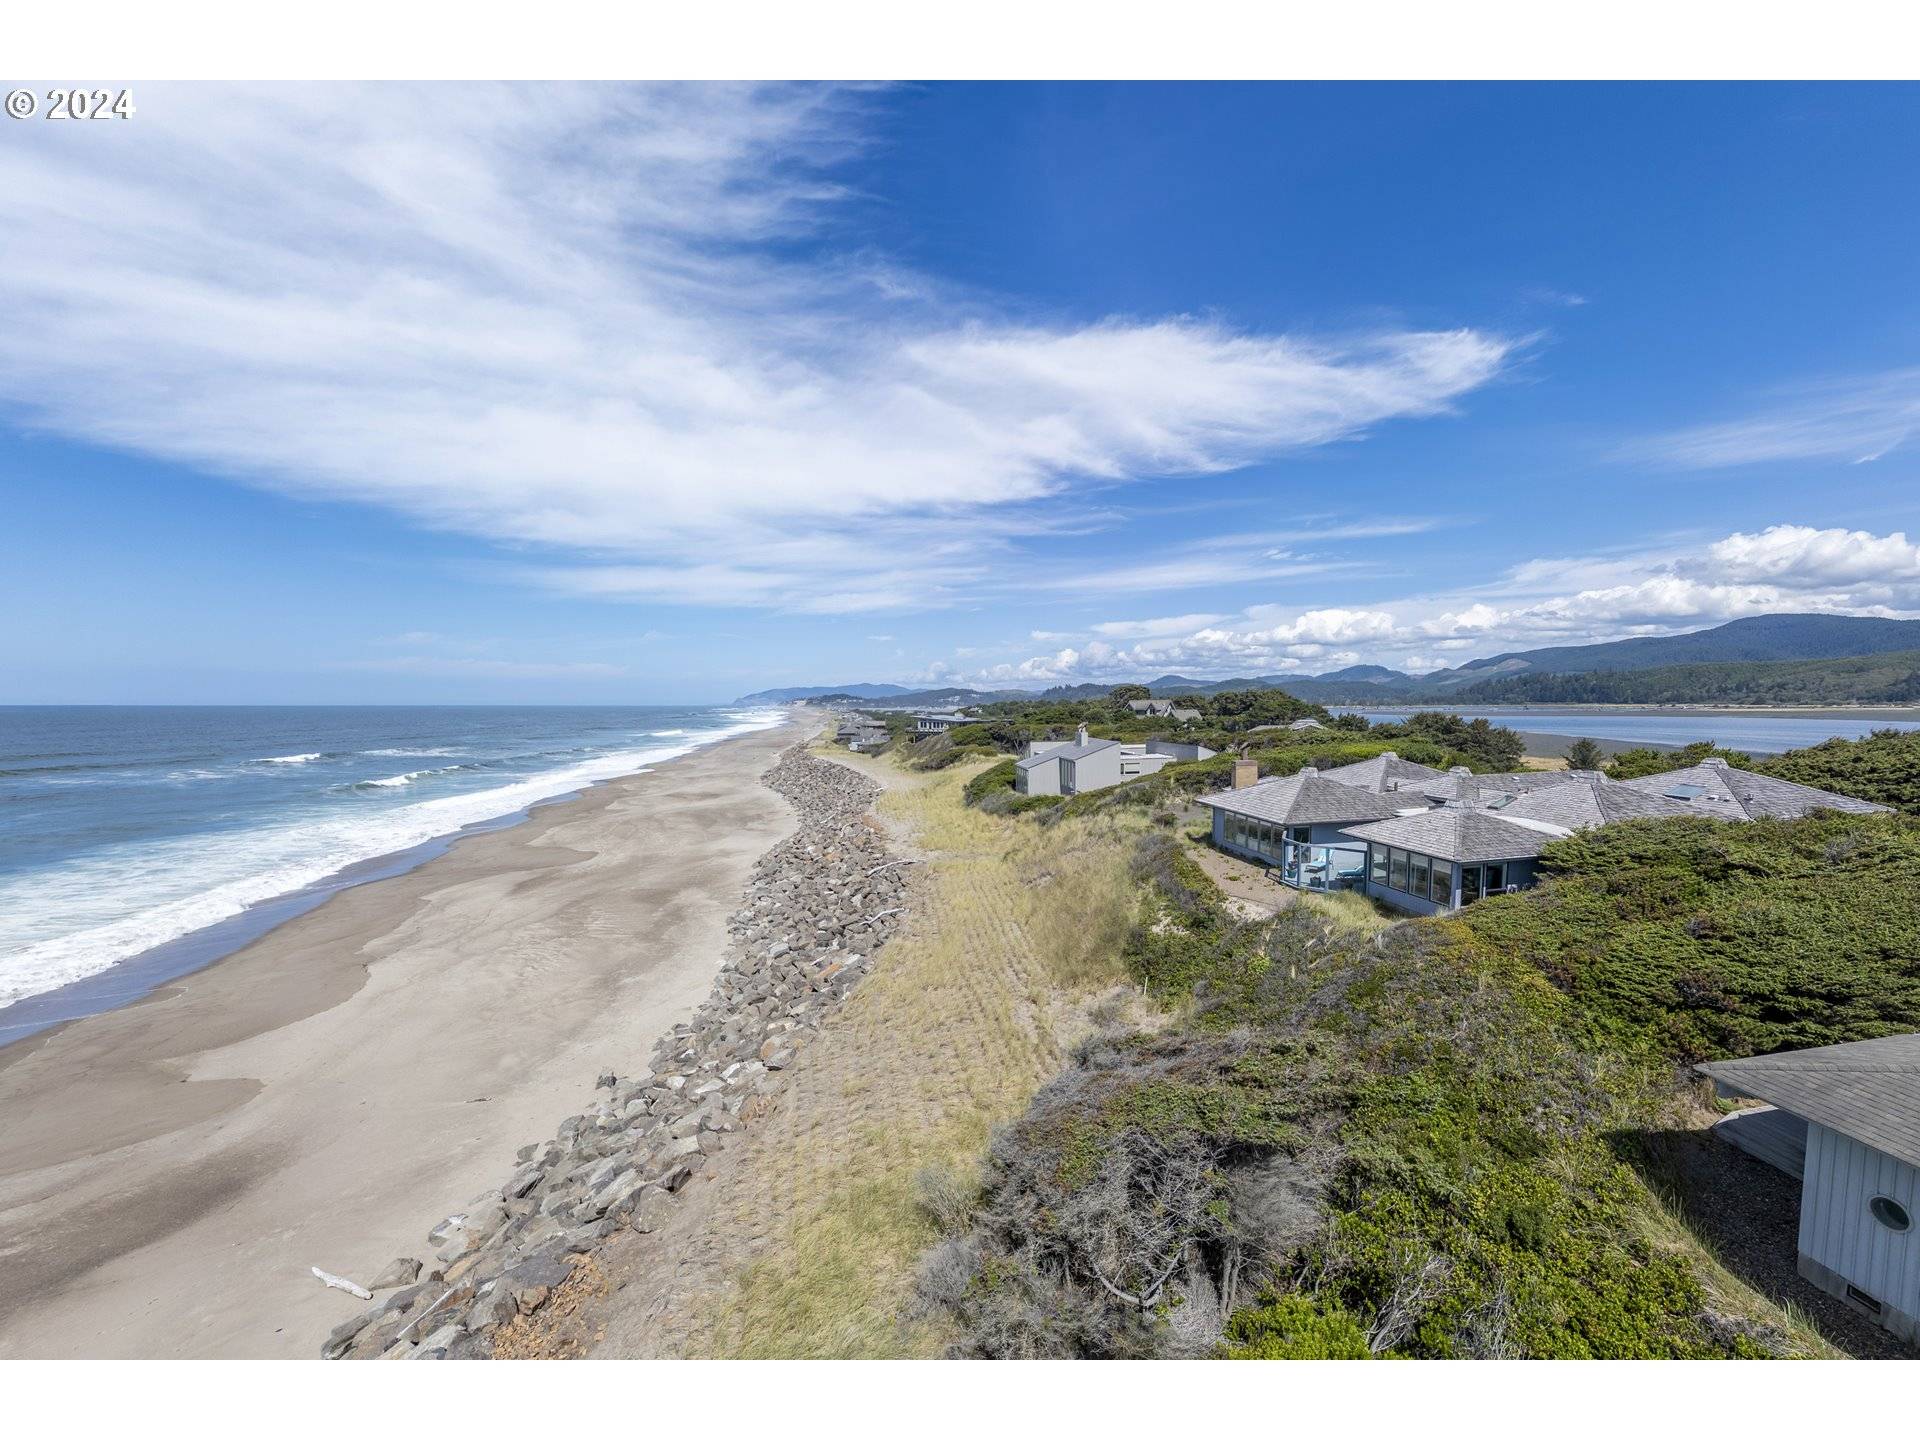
[3,81,1919,703]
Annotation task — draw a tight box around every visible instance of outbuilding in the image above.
[1697,1034,1920,1345]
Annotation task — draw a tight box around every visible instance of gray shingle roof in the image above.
[1619,758,1890,820]
[1342,807,1572,863]
[1312,751,1447,794]
[1501,778,1705,829]
[1415,768,1597,804]
[1696,1033,1920,1168]
[1199,771,1401,826]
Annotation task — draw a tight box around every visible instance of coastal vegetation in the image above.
[912,721,1920,1358]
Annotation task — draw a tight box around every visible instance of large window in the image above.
[1371,846,1462,908]
[1408,852,1430,901]
[1430,859,1454,906]
[1484,863,1506,894]
[1388,848,1408,892]
[1369,845,1388,886]
[1460,865,1482,906]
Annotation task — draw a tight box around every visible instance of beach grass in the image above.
[684,754,1147,1358]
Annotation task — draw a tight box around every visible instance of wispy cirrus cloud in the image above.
[1626,368,1920,469]
[0,84,1516,615]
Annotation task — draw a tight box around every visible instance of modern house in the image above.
[1014,726,1216,798]
[833,714,891,752]
[1697,1035,1920,1345]
[1203,752,1889,914]
[913,710,971,735]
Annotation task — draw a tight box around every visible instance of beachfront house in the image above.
[1014,726,1216,798]
[913,710,971,735]
[1201,752,1889,913]
[1697,1035,1920,1344]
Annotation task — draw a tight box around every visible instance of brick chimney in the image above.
[1232,757,1259,789]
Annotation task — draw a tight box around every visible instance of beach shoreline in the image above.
[0,714,807,1358]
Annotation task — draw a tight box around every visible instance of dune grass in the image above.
[686,755,1147,1357]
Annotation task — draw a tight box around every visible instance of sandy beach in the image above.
[0,716,804,1359]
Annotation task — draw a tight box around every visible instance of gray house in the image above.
[1014,727,1215,797]
[1698,1035,1920,1344]
[913,710,971,735]
[1127,698,1201,721]
[1200,768,1399,889]
[1201,751,1888,914]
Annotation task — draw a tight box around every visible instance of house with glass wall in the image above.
[1201,750,1889,915]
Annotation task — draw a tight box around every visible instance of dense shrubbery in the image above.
[1604,740,1753,779]
[1367,711,1526,771]
[919,825,1815,1359]
[1458,811,1920,1062]
[1753,727,1920,815]
[963,758,1018,805]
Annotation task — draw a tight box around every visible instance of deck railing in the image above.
[1277,838,1370,892]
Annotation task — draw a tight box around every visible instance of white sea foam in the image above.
[0,710,786,1010]
[358,769,435,789]
[363,747,464,757]
[259,752,324,765]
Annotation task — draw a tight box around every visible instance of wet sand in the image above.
[0,717,804,1358]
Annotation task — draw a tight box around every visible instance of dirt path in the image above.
[502,748,1137,1358]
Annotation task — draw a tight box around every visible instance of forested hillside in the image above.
[1463,650,1920,706]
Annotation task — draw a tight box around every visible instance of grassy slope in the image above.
[685,750,1150,1357]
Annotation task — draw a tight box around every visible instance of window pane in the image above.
[1388,848,1408,892]
[1460,865,1482,905]
[1484,863,1505,893]
[1430,860,1453,905]
[1409,852,1430,899]
[1370,845,1388,884]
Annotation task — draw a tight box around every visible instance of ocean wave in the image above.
[0,709,786,1010]
[358,769,434,789]
[258,752,325,765]
[362,747,465,757]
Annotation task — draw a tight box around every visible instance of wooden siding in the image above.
[1799,1121,1920,1340]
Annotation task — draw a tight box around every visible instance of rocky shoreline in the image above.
[321,744,906,1360]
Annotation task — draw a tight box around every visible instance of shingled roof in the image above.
[1342,806,1573,864]
[1619,757,1892,820]
[1312,751,1447,794]
[1500,778,1707,829]
[1696,1033,1920,1168]
[1199,770,1402,826]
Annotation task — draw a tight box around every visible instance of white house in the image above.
[1698,1035,1920,1344]
[1014,726,1216,798]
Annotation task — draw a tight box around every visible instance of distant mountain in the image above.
[1311,664,1414,685]
[753,615,1920,710]
[734,682,919,704]
[1441,614,1920,680]
[809,686,1027,708]
[1463,649,1920,707]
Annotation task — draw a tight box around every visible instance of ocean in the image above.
[0,705,784,1039]
[1338,707,1920,754]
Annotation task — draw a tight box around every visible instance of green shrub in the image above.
[964,758,1018,805]
[1222,1295,1373,1358]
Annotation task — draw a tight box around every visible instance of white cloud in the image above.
[1628,369,1920,469]
[957,523,1920,686]
[0,84,1515,616]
